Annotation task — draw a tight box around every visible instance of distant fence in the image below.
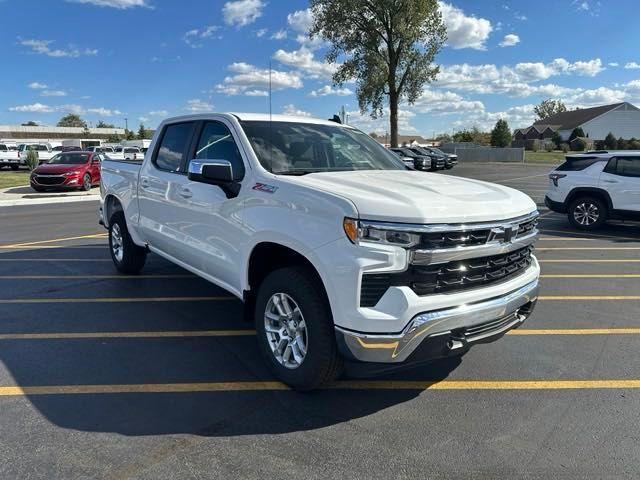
[440,143,525,162]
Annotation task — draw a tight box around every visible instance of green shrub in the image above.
[569,127,585,142]
[572,138,587,151]
[530,140,540,152]
[617,137,628,150]
[544,142,554,152]
[628,138,640,150]
[560,143,570,153]
[24,149,39,171]
[604,132,617,149]
[551,131,563,148]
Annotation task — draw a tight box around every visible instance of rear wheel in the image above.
[108,211,147,274]
[81,173,92,191]
[255,266,343,390]
[568,196,607,230]
[10,165,18,171]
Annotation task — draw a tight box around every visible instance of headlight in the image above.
[64,171,79,176]
[343,218,421,247]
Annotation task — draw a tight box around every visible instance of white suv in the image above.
[545,151,640,230]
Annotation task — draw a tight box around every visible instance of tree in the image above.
[490,119,512,147]
[551,131,563,148]
[137,123,151,140]
[310,0,446,147]
[96,120,115,128]
[604,132,617,149]
[57,113,87,128]
[534,99,567,121]
[571,138,587,151]
[106,134,122,143]
[617,137,628,150]
[434,133,452,143]
[569,127,585,142]
[125,129,136,140]
[21,121,38,126]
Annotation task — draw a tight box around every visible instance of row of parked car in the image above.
[0,142,148,170]
[389,145,458,171]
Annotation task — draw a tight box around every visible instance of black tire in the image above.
[108,211,147,274]
[10,165,18,171]
[568,196,607,230]
[31,185,46,192]
[81,173,92,191]
[255,266,343,391]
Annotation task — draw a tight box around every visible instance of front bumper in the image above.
[335,279,539,363]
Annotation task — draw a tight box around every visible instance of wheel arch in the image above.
[103,194,124,227]
[566,187,613,211]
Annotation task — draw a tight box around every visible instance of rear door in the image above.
[137,121,197,256]
[599,156,640,211]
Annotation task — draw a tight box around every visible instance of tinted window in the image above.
[194,121,245,178]
[556,156,603,171]
[48,153,90,165]
[124,148,139,153]
[154,122,193,172]
[0,145,7,152]
[614,157,640,177]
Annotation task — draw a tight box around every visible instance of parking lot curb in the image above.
[0,194,100,207]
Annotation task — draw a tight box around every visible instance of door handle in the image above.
[603,179,619,184]
[140,177,150,189]
[178,187,193,199]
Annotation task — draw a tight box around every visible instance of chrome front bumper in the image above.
[335,279,539,363]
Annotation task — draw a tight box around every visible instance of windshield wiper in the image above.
[274,170,316,176]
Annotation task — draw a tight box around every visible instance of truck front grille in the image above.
[360,246,534,307]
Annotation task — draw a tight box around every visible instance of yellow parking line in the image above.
[0,274,195,280]
[2,379,640,396]
[509,328,640,335]
[540,229,640,242]
[0,330,256,340]
[0,296,234,304]
[537,247,640,251]
[0,233,107,248]
[539,296,640,300]
[0,245,106,250]
[539,259,640,263]
[541,274,640,278]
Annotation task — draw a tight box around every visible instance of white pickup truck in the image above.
[18,143,56,165]
[100,113,540,389]
[0,143,20,169]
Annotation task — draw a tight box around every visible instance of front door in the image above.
[599,156,640,211]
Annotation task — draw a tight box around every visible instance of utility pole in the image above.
[124,118,128,131]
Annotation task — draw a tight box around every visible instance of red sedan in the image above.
[30,151,102,192]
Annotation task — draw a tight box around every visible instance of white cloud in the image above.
[183,25,220,48]
[287,8,312,33]
[41,90,67,97]
[566,87,626,107]
[282,104,312,117]
[20,38,98,58]
[273,47,337,80]
[87,107,123,116]
[271,29,288,40]
[28,82,48,90]
[216,62,303,95]
[148,110,168,116]
[609,62,619,67]
[499,34,520,47]
[452,104,537,131]
[65,0,151,8]
[255,28,267,38]
[9,103,55,113]
[438,1,492,50]
[245,90,268,96]
[412,88,484,114]
[347,108,417,135]
[223,0,264,27]
[139,116,150,123]
[310,85,353,97]
[624,62,640,70]
[184,99,213,113]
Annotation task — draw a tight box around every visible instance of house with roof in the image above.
[515,102,640,143]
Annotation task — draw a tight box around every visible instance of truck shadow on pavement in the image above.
[0,244,461,437]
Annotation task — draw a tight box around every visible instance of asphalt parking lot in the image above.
[1,162,640,479]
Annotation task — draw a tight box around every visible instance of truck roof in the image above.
[161,112,350,128]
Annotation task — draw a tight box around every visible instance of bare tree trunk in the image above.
[389,93,399,147]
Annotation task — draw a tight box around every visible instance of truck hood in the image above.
[285,170,537,223]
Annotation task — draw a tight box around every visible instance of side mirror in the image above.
[188,160,241,198]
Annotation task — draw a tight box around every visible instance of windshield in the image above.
[241,121,405,174]
[124,148,139,153]
[48,153,90,165]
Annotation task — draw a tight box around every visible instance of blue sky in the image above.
[2,0,640,136]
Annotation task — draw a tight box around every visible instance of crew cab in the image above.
[18,143,56,165]
[420,146,458,170]
[100,113,540,390]
[389,147,433,170]
[30,151,103,192]
[545,151,640,230]
[409,146,447,170]
[0,143,20,170]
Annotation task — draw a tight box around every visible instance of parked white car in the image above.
[18,143,56,165]
[545,151,640,230]
[100,113,540,390]
[0,143,20,169]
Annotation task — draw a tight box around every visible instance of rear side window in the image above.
[193,121,245,179]
[0,145,7,151]
[154,122,194,172]
[607,157,640,177]
[556,156,603,171]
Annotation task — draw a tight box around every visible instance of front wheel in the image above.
[568,196,607,230]
[108,212,147,274]
[255,267,343,390]
[81,173,92,191]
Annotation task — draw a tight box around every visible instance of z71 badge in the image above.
[252,183,278,194]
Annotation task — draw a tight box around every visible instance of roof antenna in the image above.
[268,60,273,172]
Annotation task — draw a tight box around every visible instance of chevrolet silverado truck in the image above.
[99,113,540,390]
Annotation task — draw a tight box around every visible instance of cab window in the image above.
[153,122,194,172]
[193,121,245,179]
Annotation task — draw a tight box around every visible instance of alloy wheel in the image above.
[111,223,124,262]
[264,293,308,369]
[574,202,599,226]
